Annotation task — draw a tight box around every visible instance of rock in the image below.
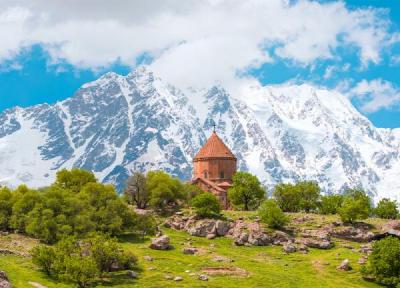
[212,256,233,262]
[187,220,217,237]
[271,231,292,245]
[199,274,209,281]
[183,247,198,255]
[248,231,272,246]
[174,276,183,282]
[206,233,216,240]
[175,211,184,216]
[337,259,352,271]
[215,220,230,236]
[298,244,309,254]
[298,238,333,249]
[143,255,153,261]
[331,226,374,242]
[126,270,138,279]
[376,220,400,239]
[234,232,249,246]
[164,275,173,280]
[0,271,11,288]
[283,242,297,253]
[359,244,373,255]
[149,235,172,250]
[358,256,368,265]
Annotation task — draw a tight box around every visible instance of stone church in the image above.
[192,131,237,209]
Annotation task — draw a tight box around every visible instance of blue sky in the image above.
[0,0,399,128]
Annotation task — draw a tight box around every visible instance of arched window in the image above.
[220,171,225,179]
[204,171,208,179]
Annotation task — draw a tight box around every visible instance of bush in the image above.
[32,234,138,287]
[319,194,344,215]
[228,172,265,211]
[191,193,221,218]
[258,199,288,229]
[182,183,204,202]
[338,188,372,223]
[134,214,158,239]
[362,236,400,286]
[374,198,398,219]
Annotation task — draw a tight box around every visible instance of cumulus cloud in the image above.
[347,79,400,113]
[0,0,397,89]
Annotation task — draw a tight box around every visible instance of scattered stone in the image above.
[28,282,48,288]
[183,247,198,255]
[148,267,156,271]
[298,238,333,249]
[149,235,172,250]
[207,233,216,240]
[143,255,153,261]
[337,259,352,271]
[331,226,374,242]
[0,271,11,288]
[199,274,209,281]
[185,270,191,273]
[215,220,230,236]
[174,276,183,282]
[359,244,373,255]
[298,244,309,254]
[358,256,368,265]
[175,211,184,216]
[164,275,173,280]
[283,242,297,253]
[212,255,233,262]
[126,270,138,279]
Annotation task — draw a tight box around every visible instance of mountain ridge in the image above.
[0,66,399,200]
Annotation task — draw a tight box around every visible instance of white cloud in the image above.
[0,0,397,89]
[347,79,400,113]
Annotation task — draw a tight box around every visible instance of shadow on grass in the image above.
[118,233,150,244]
[97,268,144,286]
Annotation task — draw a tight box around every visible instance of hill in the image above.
[0,212,391,288]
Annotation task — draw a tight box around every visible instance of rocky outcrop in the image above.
[330,226,375,242]
[374,220,400,239]
[0,271,11,288]
[149,235,172,250]
[297,229,334,249]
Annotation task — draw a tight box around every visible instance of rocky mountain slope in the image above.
[0,66,399,199]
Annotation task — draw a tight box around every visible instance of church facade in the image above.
[192,131,237,209]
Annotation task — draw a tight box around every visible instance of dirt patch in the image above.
[311,260,325,272]
[202,267,248,277]
[28,282,48,288]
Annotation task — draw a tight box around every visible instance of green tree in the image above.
[258,199,288,229]
[10,186,41,231]
[146,171,185,210]
[338,188,372,223]
[134,214,158,239]
[362,236,400,286]
[374,198,398,219]
[182,183,204,202]
[55,168,97,193]
[273,183,301,212]
[319,194,344,215]
[125,172,149,209]
[191,193,221,218]
[228,172,265,211]
[0,187,12,230]
[63,256,99,288]
[297,181,320,212]
[31,245,56,275]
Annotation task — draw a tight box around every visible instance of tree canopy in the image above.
[228,172,265,211]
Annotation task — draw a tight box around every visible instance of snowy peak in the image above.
[0,67,399,200]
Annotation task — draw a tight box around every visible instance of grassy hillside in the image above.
[0,212,386,288]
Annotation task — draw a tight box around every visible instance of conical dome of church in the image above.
[194,132,236,160]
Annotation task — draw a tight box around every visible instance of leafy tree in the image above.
[273,183,301,212]
[134,214,158,239]
[338,188,372,223]
[182,183,204,202]
[0,187,12,230]
[63,256,99,288]
[258,199,288,229]
[125,172,149,209]
[361,236,400,286]
[31,245,56,275]
[297,181,320,212]
[79,183,137,235]
[228,172,265,211]
[191,193,221,218]
[374,198,398,219]
[146,171,185,210]
[55,168,97,193]
[319,194,344,215]
[10,186,41,231]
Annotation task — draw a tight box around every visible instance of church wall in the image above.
[193,158,237,181]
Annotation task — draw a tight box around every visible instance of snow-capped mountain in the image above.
[0,66,399,200]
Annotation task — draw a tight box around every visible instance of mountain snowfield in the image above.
[0,66,399,201]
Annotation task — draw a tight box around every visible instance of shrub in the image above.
[191,193,221,218]
[374,198,398,219]
[31,245,56,275]
[362,236,400,286]
[338,188,372,223]
[319,194,344,215]
[258,199,288,229]
[134,214,158,239]
[228,172,265,211]
[182,183,204,202]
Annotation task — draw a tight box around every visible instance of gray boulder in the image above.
[0,271,11,288]
[149,235,172,250]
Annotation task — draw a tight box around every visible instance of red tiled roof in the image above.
[194,132,236,160]
[192,177,226,192]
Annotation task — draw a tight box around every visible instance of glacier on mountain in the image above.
[0,66,399,201]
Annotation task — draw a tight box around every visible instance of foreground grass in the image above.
[0,212,388,287]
